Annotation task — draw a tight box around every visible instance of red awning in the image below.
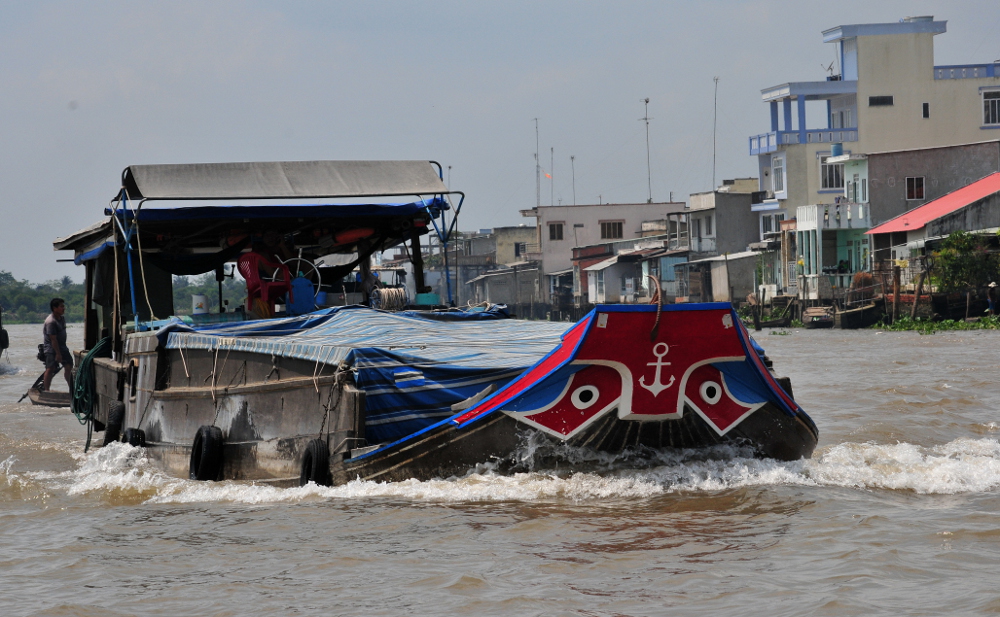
[867,172,1000,235]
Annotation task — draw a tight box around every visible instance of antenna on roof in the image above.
[641,98,653,203]
[822,61,836,77]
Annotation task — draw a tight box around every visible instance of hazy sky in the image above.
[2,0,998,283]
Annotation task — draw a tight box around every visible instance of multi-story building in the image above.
[750,15,1000,299]
[687,178,762,255]
[520,201,686,304]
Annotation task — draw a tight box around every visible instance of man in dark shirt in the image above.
[42,298,73,392]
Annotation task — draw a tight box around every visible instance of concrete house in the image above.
[520,201,686,304]
[750,16,1000,299]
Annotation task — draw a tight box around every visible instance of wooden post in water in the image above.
[910,270,926,320]
[891,265,901,324]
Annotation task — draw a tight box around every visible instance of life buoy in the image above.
[103,401,124,446]
[189,425,224,481]
[124,428,146,447]
[299,438,332,487]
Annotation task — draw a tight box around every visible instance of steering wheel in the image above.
[268,255,323,300]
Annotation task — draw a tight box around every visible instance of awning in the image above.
[584,256,620,272]
[105,197,448,223]
[119,160,450,201]
[867,172,1000,235]
[73,241,115,265]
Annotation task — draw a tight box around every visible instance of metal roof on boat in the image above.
[119,160,450,201]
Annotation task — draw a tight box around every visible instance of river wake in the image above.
[6,436,1000,507]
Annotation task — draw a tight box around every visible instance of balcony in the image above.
[795,203,870,231]
[749,129,858,155]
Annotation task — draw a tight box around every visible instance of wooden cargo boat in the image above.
[53,160,818,486]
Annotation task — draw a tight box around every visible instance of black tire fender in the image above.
[299,438,332,487]
[123,428,146,448]
[103,401,124,446]
[189,425,224,481]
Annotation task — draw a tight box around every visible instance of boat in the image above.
[802,306,834,329]
[53,160,818,485]
[758,314,791,328]
[835,302,884,329]
[27,387,72,408]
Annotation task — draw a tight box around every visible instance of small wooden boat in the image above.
[835,303,884,329]
[27,388,72,408]
[803,306,834,329]
[759,314,791,328]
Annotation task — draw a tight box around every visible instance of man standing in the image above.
[42,298,73,392]
[989,282,998,317]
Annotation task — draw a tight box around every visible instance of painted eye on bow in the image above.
[699,381,722,405]
[571,385,600,409]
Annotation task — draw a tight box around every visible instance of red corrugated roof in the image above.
[866,172,1000,235]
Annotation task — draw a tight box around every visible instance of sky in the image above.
[2,0,998,283]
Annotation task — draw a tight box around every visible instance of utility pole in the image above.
[570,155,576,206]
[550,147,554,206]
[533,118,540,209]
[713,77,720,190]
[641,98,653,203]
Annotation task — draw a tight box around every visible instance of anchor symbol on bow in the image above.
[639,342,675,397]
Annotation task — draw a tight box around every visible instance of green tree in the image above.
[933,231,1000,292]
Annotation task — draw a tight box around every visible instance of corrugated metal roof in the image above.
[867,172,1000,235]
[120,160,450,201]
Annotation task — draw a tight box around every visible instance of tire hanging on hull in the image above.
[189,425,224,481]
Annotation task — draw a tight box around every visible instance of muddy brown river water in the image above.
[2,322,999,616]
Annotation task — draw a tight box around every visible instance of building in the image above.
[687,178,763,256]
[750,16,1000,228]
[521,201,686,304]
[867,172,1000,263]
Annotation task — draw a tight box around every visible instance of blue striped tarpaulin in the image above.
[163,306,572,442]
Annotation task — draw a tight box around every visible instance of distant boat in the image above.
[803,306,834,329]
[836,303,884,329]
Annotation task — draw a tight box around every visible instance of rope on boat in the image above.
[646,275,663,341]
[370,287,408,311]
[71,337,111,452]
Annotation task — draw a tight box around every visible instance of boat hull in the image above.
[90,303,817,486]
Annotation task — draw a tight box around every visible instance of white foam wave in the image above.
[52,438,1000,505]
[804,438,1000,494]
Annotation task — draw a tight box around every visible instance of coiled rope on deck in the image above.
[71,337,111,452]
[370,287,408,311]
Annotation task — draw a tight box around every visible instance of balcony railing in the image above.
[795,203,870,231]
[934,63,998,80]
[749,129,858,155]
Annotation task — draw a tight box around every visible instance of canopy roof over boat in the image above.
[119,160,452,201]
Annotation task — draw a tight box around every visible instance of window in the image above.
[761,213,785,236]
[820,156,844,190]
[693,219,702,240]
[869,96,894,107]
[705,215,713,236]
[772,156,785,194]
[514,242,526,257]
[861,178,867,202]
[548,222,564,241]
[600,221,623,239]
[984,91,1000,125]
[922,102,929,118]
[906,177,925,200]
